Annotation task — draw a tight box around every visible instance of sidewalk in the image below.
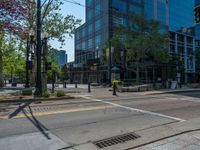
[134,131,200,150]
[127,116,200,149]
[66,86,200,100]
[62,117,200,150]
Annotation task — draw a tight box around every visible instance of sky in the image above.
[50,0,85,62]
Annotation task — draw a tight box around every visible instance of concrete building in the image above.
[74,0,195,84]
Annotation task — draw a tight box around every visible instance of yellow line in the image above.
[0,105,114,119]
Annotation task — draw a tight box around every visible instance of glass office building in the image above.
[74,0,195,83]
[195,0,200,41]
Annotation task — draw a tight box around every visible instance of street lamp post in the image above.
[96,46,99,84]
[35,0,42,95]
[42,32,48,92]
[25,33,30,88]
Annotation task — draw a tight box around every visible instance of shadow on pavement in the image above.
[22,105,51,140]
[8,101,51,140]
[170,91,200,99]
[8,101,32,119]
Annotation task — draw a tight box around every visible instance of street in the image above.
[1,88,200,149]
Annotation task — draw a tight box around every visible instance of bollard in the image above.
[75,81,77,88]
[63,81,67,88]
[88,82,91,93]
[113,82,117,95]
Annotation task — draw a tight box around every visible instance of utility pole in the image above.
[35,0,42,95]
[25,35,30,88]
[42,33,48,92]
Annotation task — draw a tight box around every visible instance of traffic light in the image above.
[45,62,52,70]
[195,5,200,24]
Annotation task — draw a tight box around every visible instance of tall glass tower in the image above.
[74,0,195,83]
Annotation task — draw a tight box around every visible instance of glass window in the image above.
[88,38,93,48]
[112,0,127,14]
[82,28,86,37]
[87,10,93,20]
[82,41,86,50]
[95,19,101,31]
[95,35,101,46]
[87,0,92,6]
[88,24,93,34]
[129,4,142,15]
[95,3,100,16]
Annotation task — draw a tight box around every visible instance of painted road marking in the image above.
[82,96,186,122]
[0,105,114,119]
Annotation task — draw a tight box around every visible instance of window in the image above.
[88,24,93,34]
[82,28,86,37]
[95,35,101,46]
[95,19,101,31]
[87,10,93,20]
[95,3,100,16]
[129,4,142,15]
[88,38,93,48]
[76,30,81,40]
[87,0,92,6]
[112,0,127,14]
[82,41,86,50]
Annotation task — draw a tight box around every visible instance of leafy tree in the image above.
[108,14,170,84]
[60,65,69,82]
[0,0,81,87]
[195,48,200,74]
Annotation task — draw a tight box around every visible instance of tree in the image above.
[0,0,81,87]
[110,15,170,84]
[195,48,200,74]
[60,65,69,82]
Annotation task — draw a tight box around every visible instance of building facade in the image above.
[55,50,67,67]
[74,0,195,84]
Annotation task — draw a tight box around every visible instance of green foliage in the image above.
[42,91,50,98]
[112,80,123,86]
[195,48,200,73]
[21,89,33,96]
[56,90,65,97]
[0,34,26,87]
[2,38,26,81]
[41,0,81,47]
[60,65,69,82]
[104,14,170,83]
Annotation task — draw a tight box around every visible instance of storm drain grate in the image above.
[93,133,140,149]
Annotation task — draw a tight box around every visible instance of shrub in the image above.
[21,89,32,96]
[56,90,65,97]
[112,80,123,87]
[91,83,98,86]
[42,91,50,98]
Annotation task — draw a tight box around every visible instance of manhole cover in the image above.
[93,133,140,149]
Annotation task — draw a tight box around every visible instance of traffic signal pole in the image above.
[35,0,42,95]
[195,5,200,24]
[25,36,30,88]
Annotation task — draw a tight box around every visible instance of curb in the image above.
[0,96,75,103]
[128,128,200,150]
[145,89,200,95]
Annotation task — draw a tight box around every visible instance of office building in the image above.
[74,0,195,84]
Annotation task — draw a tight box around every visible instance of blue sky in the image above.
[50,0,85,62]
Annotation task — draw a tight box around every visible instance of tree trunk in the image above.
[136,65,140,85]
[0,52,4,87]
[145,67,148,84]
[153,66,155,88]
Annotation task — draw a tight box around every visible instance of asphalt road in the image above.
[1,91,200,149]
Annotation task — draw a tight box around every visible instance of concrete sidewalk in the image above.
[65,117,200,150]
[67,86,200,100]
[134,131,200,150]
